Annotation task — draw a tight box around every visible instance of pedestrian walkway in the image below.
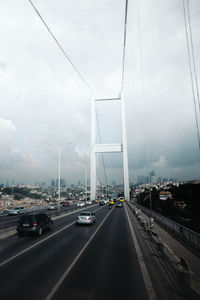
[129,203,200,297]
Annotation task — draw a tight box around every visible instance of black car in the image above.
[17,213,53,236]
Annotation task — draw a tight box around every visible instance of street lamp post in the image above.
[85,167,87,204]
[58,147,61,213]
[147,147,153,228]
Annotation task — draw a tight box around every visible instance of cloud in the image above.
[74,147,89,161]
[153,156,167,168]
[0,62,7,71]
[0,0,200,184]
[0,118,15,132]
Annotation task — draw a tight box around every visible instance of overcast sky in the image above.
[0,0,200,185]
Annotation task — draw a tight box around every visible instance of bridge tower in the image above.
[90,94,130,201]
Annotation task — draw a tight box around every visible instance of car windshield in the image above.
[79,212,90,216]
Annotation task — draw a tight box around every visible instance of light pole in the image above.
[58,147,61,213]
[85,167,87,204]
[147,147,153,227]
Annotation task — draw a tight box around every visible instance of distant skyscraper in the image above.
[56,178,66,187]
[137,176,149,184]
[151,176,157,183]
[149,170,155,177]
[163,178,169,184]
[51,179,55,187]
[149,171,156,183]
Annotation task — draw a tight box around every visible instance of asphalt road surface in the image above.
[0,204,195,300]
[0,205,77,230]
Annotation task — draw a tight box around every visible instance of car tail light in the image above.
[33,222,37,227]
[87,217,91,220]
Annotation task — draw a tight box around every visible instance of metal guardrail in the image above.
[133,202,200,250]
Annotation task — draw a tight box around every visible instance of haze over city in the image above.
[0,0,200,185]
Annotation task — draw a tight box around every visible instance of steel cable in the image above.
[182,0,200,152]
[28,0,93,93]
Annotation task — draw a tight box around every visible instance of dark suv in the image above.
[17,213,53,236]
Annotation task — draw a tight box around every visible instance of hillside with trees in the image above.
[136,183,200,234]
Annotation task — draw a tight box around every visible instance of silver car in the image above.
[48,205,57,210]
[7,206,26,216]
[77,211,96,225]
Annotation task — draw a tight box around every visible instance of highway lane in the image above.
[0,204,83,230]
[0,209,48,230]
[52,205,149,300]
[0,203,193,300]
[0,204,99,264]
[0,204,150,300]
[0,205,110,300]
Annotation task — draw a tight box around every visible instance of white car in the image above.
[77,211,96,225]
[7,207,26,216]
[86,201,92,205]
[77,202,85,207]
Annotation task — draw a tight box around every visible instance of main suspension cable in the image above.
[182,0,200,152]
[186,0,200,114]
[28,0,93,93]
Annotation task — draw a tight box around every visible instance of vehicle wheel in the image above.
[49,223,53,231]
[38,228,43,236]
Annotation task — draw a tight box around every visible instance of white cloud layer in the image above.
[0,0,200,185]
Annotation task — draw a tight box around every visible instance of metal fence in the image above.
[133,202,200,250]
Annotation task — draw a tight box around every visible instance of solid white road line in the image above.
[0,205,105,267]
[124,203,157,300]
[0,221,76,268]
[45,207,113,300]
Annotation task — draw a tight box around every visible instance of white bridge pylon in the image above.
[90,95,130,201]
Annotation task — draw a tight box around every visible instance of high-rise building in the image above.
[149,171,156,183]
[60,179,66,187]
[55,178,66,187]
[51,179,55,187]
[149,170,155,177]
[151,176,157,183]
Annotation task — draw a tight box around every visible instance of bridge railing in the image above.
[133,202,200,250]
